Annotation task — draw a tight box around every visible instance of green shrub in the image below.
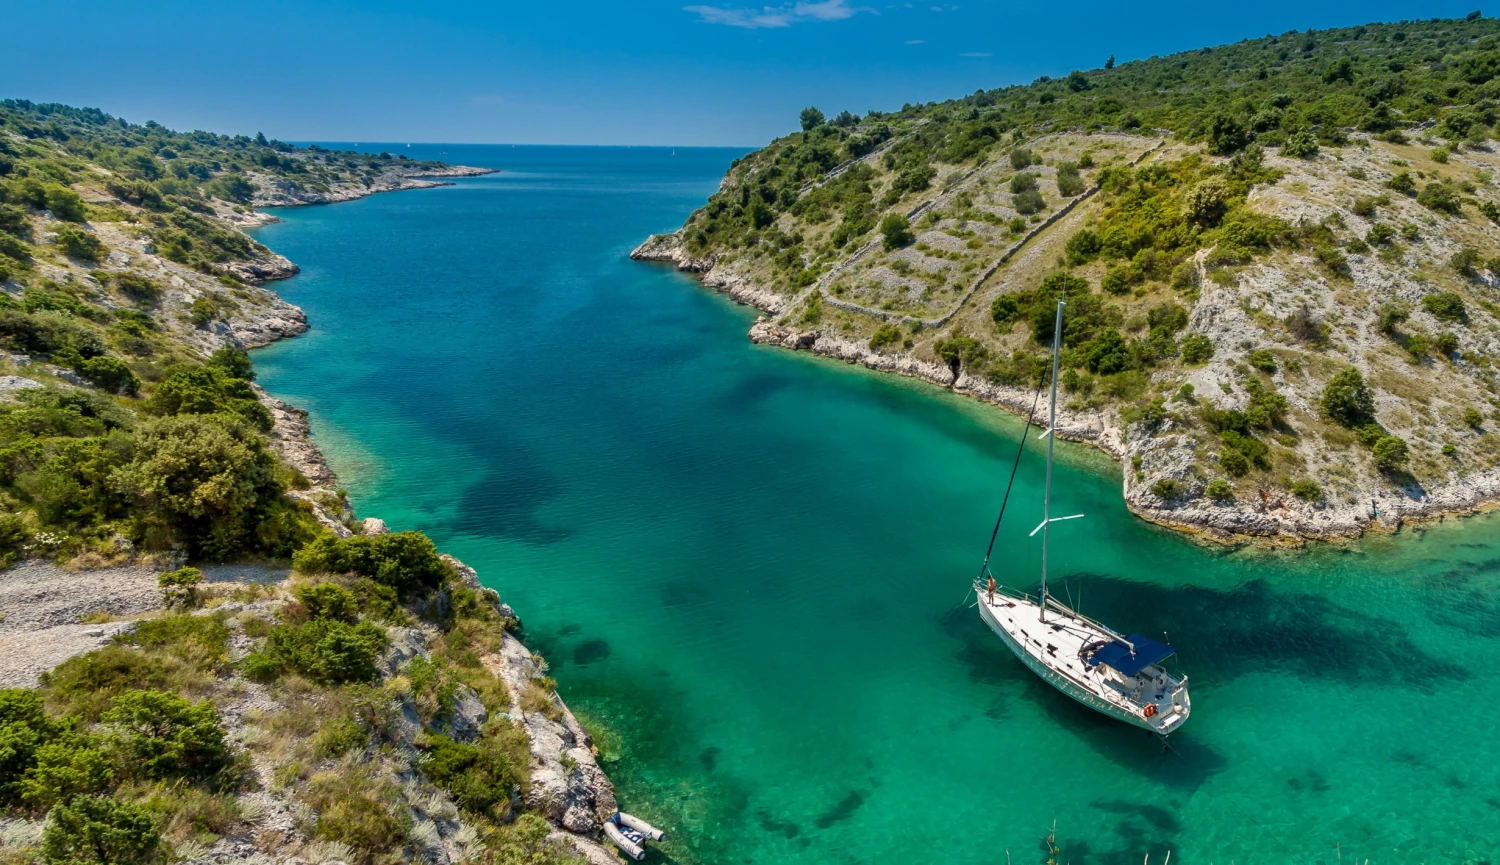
[1055,162,1085,197]
[75,356,138,395]
[1220,449,1250,477]
[1372,435,1410,471]
[1205,479,1234,501]
[102,690,228,782]
[1417,181,1463,215]
[868,324,903,352]
[1463,407,1485,429]
[417,728,530,819]
[1012,189,1045,214]
[112,274,160,306]
[1387,172,1417,195]
[1366,223,1396,246]
[40,795,160,865]
[294,583,360,623]
[1290,479,1322,501]
[1377,303,1409,334]
[206,347,254,382]
[990,294,1019,325]
[1281,130,1320,158]
[251,619,388,685]
[146,364,271,431]
[1065,229,1100,265]
[1179,334,1214,364]
[1009,148,1034,170]
[158,567,203,609]
[1150,478,1180,499]
[1100,267,1130,295]
[292,532,451,593]
[1320,368,1375,428]
[20,742,113,811]
[54,226,105,263]
[1247,348,1277,372]
[880,214,914,250]
[43,186,87,223]
[1422,292,1468,323]
[0,689,57,802]
[312,713,369,759]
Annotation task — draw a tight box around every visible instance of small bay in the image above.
[250,144,1500,864]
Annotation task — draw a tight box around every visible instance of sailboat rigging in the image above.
[974,300,1191,735]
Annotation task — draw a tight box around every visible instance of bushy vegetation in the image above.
[677,16,1500,298]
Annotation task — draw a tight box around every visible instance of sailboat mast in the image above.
[1040,300,1064,623]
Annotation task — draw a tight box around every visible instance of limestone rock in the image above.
[361,517,390,535]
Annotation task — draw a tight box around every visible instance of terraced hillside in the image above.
[636,15,1500,541]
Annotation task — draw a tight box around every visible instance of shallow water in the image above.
[250,145,1500,864]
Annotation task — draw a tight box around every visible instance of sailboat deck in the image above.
[978,588,1189,734]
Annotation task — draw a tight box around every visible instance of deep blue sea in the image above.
[250,144,1500,865]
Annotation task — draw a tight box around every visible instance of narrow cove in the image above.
[249,144,1500,864]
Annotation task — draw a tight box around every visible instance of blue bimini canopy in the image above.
[1090,634,1175,677]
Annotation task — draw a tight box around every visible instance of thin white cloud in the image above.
[684,0,873,28]
[905,38,924,44]
[958,51,991,57]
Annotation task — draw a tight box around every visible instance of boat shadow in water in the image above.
[1053,573,1471,692]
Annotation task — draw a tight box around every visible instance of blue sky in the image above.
[0,0,1485,146]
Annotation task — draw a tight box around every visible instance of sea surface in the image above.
[251,145,1500,864]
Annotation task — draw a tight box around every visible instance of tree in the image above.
[880,213,914,250]
[109,414,282,559]
[1055,162,1084,197]
[1065,70,1091,92]
[799,107,825,131]
[40,796,159,865]
[1105,55,1116,70]
[1320,368,1375,427]
[1183,177,1229,224]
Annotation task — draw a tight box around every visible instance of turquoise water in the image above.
[250,146,1500,864]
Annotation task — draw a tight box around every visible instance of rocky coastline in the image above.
[635,232,1500,546]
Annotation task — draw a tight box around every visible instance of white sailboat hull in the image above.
[977,588,1190,735]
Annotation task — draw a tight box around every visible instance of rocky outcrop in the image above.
[249,165,493,208]
[228,296,308,348]
[223,251,300,285]
[631,233,788,314]
[259,391,338,488]
[482,635,617,833]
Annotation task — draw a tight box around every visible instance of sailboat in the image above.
[973,300,1191,736]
